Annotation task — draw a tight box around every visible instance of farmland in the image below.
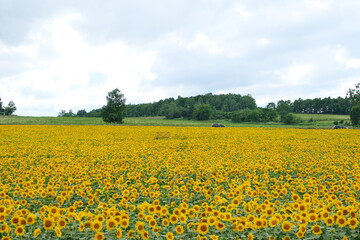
[0,125,359,239]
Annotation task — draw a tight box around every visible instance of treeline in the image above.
[292,97,351,114]
[59,93,352,122]
[126,93,257,119]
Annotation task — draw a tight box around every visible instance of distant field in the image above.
[0,113,352,128]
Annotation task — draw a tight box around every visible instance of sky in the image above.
[1,0,360,116]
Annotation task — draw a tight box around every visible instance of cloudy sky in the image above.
[1,0,360,116]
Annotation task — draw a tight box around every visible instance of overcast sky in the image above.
[1,0,360,116]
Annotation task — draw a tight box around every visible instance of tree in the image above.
[101,88,126,124]
[76,109,87,117]
[346,82,360,106]
[4,101,16,116]
[231,108,261,123]
[193,104,214,120]
[350,104,360,126]
[160,102,181,119]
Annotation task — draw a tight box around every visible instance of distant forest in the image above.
[59,93,352,119]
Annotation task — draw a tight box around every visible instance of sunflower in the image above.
[141,230,150,240]
[166,232,175,240]
[10,216,20,225]
[57,218,67,229]
[179,214,188,223]
[296,231,305,239]
[208,216,217,226]
[336,215,347,227]
[149,219,157,228]
[268,216,279,227]
[43,217,54,230]
[26,213,37,224]
[15,226,25,236]
[162,218,170,227]
[91,220,103,232]
[94,232,105,240]
[119,219,129,228]
[247,233,254,240]
[348,218,359,229]
[106,218,117,231]
[325,216,334,226]
[175,225,184,234]
[33,228,41,238]
[116,228,123,239]
[169,214,178,224]
[197,222,209,235]
[127,229,135,238]
[215,221,226,231]
[55,227,62,238]
[281,221,292,232]
[311,224,322,235]
[135,221,146,233]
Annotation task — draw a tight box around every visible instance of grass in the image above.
[0,113,352,128]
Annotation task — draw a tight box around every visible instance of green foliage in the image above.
[76,109,87,117]
[282,113,301,125]
[260,108,278,122]
[125,93,257,118]
[293,97,351,114]
[347,82,360,106]
[193,104,214,120]
[101,88,126,124]
[58,109,75,117]
[350,104,360,126]
[231,108,261,123]
[0,99,17,116]
[160,102,181,119]
[276,100,292,117]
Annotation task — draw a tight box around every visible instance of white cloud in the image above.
[170,33,224,55]
[275,63,315,86]
[0,12,158,116]
[334,46,360,69]
[230,3,253,18]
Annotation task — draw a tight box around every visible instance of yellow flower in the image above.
[166,232,175,240]
[311,224,322,235]
[43,217,54,230]
[15,226,25,236]
[90,220,103,232]
[94,232,105,240]
[348,218,359,229]
[281,221,292,232]
[33,228,41,238]
[175,225,184,234]
[116,228,123,238]
[197,222,209,235]
[135,221,146,233]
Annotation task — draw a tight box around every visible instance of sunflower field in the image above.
[0,125,360,240]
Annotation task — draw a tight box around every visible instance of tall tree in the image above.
[4,101,16,115]
[101,88,126,124]
[350,104,360,126]
[347,82,360,106]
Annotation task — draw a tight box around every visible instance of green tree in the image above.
[231,108,261,123]
[160,102,181,119]
[346,82,360,106]
[76,109,87,117]
[4,101,16,115]
[260,108,278,122]
[193,104,214,120]
[282,113,301,125]
[101,88,126,124]
[350,104,360,126]
[276,100,293,123]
